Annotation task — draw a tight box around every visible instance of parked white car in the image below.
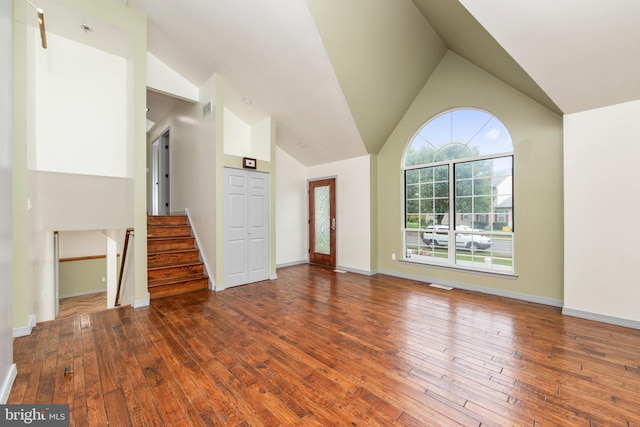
[421,225,491,250]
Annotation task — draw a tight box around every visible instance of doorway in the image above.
[151,129,170,215]
[56,230,114,319]
[308,178,336,267]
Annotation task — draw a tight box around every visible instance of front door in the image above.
[309,178,336,267]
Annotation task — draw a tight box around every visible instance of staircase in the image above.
[147,215,209,299]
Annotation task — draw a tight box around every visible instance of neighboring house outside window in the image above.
[403,108,515,274]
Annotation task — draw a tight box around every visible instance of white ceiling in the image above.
[459,0,640,114]
[130,0,366,166]
[127,0,640,164]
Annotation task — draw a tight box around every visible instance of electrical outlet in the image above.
[391,253,396,260]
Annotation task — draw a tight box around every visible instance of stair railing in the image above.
[115,228,134,307]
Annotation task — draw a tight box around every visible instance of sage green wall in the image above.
[369,154,379,272]
[12,0,29,329]
[377,51,564,302]
[59,258,108,297]
[306,0,446,155]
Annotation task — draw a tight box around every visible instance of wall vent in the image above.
[202,101,212,118]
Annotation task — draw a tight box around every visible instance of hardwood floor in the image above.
[57,292,108,320]
[10,265,640,426]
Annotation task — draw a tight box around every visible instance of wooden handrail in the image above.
[59,254,120,262]
[115,228,134,307]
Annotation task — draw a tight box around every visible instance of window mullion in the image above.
[403,109,514,274]
[448,162,455,264]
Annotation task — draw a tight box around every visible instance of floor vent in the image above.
[333,269,347,273]
[429,283,453,291]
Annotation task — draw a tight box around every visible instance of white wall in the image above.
[149,75,217,282]
[275,146,307,265]
[34,32,128,178]
[251,117,272,161]
[564,100,640,326]
[223,109,272,162]
[308,155,372,273]
[24,26,136,323]
[59,230,109,258]
[24,170,134,323]
[147,52,198,102]
[0,0,16,403]
[34,171,133,231]
[223,108,250,157]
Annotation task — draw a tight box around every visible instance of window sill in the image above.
[399,258,519,280]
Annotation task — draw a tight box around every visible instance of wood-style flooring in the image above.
[57,292,108,320]
[9,265,640,426]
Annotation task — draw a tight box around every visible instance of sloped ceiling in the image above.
[133,0,637,166]
[411,0,561,114]
[459,0,640,114]
[306,0,447,156]
[131,0,368,166]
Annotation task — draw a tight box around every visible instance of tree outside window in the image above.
[403,109,514,273]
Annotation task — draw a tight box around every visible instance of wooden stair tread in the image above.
[148,215,187,221]
[147,226,191,231]
[147,236,194,241]
[148,248,199,256]
[147,215,207,299]
[148,260,204,270]
[149,281,208,299]
[148,273,208,287]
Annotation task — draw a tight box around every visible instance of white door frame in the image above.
[151,128,170,215]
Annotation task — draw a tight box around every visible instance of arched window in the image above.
[403,109,514,273]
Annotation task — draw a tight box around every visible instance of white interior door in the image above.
[224,168,270,288]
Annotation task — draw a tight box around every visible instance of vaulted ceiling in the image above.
[130,0,640,166]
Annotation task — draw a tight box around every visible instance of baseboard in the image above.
[0,364,17,404]
[336,265,378,276]
[222,282,246,290]
[131,295,150,308]
[213,273,277,291]
[377,269,564,308]
[275,261,378,277]
[12,314,36,338]
[562,308,640,330]
[59,288,106,299]
[275,260,307,269]
[185,208,215,290]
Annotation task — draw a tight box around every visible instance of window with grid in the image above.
[403,109,514,273]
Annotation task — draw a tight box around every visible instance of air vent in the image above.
[429,283,453,291]
[202,101,212,118]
